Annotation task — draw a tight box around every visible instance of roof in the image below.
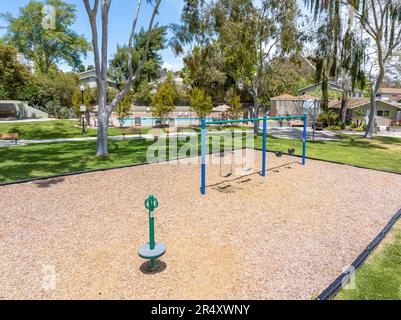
[297,81,364,94]
[270,93,320,101]
[378,87,401,95]
[213,104,230,112]
[79,70,117,84]
[329,98,370,109]
[329,98,401,110]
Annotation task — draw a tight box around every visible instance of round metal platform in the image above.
[138,243,166,260]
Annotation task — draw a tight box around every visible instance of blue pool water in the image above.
[121,117,213,125]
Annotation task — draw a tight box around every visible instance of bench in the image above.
[121,127,143,139]
[0,133,19,145]
[290,120,304,127]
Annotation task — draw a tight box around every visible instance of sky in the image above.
[0,0,185,71]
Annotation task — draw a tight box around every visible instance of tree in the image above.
[225,88,243,119]
[181,43,229,102]
[150,75,177,119]
[2,0,90,74]
[0,44,31,100]
[109,26,167,90]
[305,0,366,120]
[115,95,133,126]
[20,71,79,118]
[172,0,300,133]
[84,0,162,156]
[305,0,401,138]
[189,87,213,119]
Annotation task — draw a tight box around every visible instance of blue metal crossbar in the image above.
[205,115,305,125]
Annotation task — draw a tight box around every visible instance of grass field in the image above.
[1,132,400,183]
[0,120,125,139]
[335,222,401,300]
[0,120,252,140]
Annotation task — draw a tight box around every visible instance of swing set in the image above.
[200,113,307,195]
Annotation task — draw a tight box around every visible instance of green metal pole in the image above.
[145,194,158,269]
[149,208,155,250]
[149,209,155,269]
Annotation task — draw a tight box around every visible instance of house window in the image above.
[377,110,390,117]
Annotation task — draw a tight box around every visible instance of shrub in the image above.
[43,100,77,119]
[326,125,343,130]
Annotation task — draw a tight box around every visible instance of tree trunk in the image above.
[340,91,348,124]
[365,38,385,139]
[364,84,376,138]
[321,76,329,111]
[96,110,109,156]
[252,94,259,135]
[96,82,109,156]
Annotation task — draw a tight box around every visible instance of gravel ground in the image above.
[0,150,400,300]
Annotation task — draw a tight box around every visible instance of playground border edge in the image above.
[1,147,399,188]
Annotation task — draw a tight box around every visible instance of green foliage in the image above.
[225,88,243,119]
[317,110,339,127]
[0,84,8,100]
[150,74,178,119]
[133,82,154,105]
[71,86,119,115]
[108,26,167,90]
[115,95,133,124]
[19,71,79,118]
[174,0,301,115]
[0,43,31,100]
[182,43,228,101]
[310,87,343,100]
[189,87,213,118]
[1,0,90,74]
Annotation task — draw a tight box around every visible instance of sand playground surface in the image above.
[1,150,400,299]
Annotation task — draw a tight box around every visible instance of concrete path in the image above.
[267,127,342,141]
[0,130,254,147]
[2,127,399,148]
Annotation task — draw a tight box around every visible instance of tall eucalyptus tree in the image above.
[305,0,401,138]
[172,0,301,133]
[83,0,161,156]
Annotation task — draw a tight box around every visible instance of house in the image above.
[376,87,401,101]
[297,81,365,98]
[79,70,118,89]
[149,74,185,90]
[270,94,321,121]
[329,98,401,127]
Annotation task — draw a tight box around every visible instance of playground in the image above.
[1,149,401,300]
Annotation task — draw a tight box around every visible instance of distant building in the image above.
[79,70,118,89]
[270,93,321,120]
[17,53,34,74]
[376,87,401,100]
[297,81,365,98]
[329,98,401,127]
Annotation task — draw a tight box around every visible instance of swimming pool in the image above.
[121,117,213,125]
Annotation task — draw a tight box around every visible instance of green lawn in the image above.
[256,134,401,173]
[1,132,400,183]
[335,221,401,300]
[0,120,125,139]
[0,120,252,140]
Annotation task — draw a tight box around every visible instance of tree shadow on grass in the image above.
[0,138,188,183]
